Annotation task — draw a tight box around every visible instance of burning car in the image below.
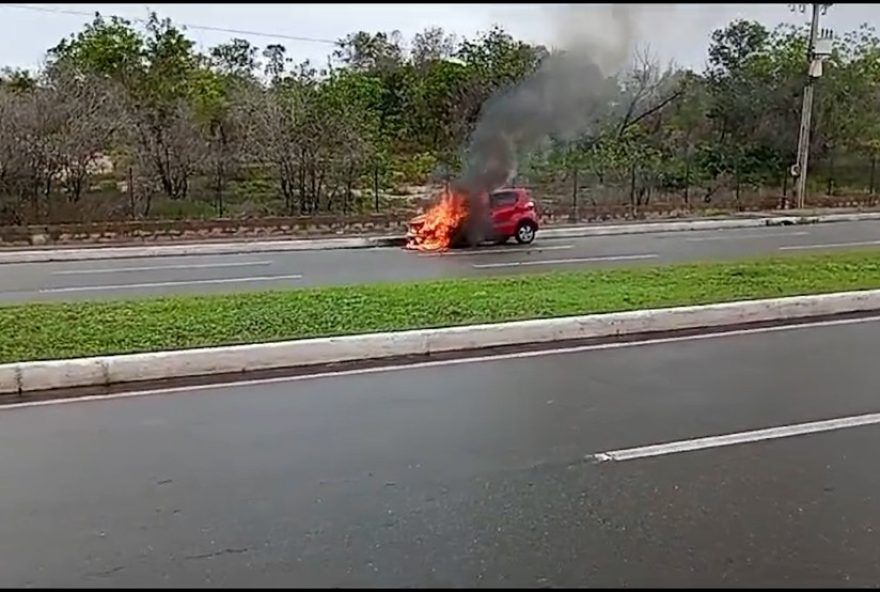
[406,187,539,251]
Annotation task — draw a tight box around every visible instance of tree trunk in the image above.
[30,175,40,223]
[308,164,317,213]
[827,149,835,196]
[734,159,741,204]
[280,161,293,214]
[142,190,153,218]
[315,166,326,213]
[128,166,135,220]
[215,126,228,217]
[346,163,354,215]
[298,153,307,215]
[373,163,380,213]
[215,163,224,218]
[684,152,691,206]
[571,168,579,222]
[870,154,877,198]
[44,176,52,222]
[629,165,637,210]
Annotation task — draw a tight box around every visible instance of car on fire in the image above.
[406,187,539,249]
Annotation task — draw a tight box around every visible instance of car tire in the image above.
[514,221,536,244]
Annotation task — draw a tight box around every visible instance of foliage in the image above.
[3,13,880,224]
[5,249,880,362]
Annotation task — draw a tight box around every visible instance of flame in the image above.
[406,188,469,252]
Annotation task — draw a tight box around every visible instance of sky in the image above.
[0,3,877,74]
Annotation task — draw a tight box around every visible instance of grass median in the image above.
[4,249,880,364]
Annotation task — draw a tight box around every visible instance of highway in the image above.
[2,317,880,586]
[1,220,880,302]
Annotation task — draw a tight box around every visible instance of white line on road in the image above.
[39,274,303,293]
[51,261,274,275]
[591,412,880,463]
[418,245,573,257]
[472,254,658,269]
[5,314,880,411]
[779,240,880,251]
[685,231,810,242]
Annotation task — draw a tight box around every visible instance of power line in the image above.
[1,3,339,45]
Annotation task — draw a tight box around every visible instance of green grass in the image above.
[4,250,880,364]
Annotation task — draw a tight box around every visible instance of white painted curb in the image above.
[540,212,880,239]
[0,365,19,396]
[3,212,880,264]
[2,289,880,395]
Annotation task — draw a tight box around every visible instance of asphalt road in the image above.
[2,318,880,587]
[2,220,880,302]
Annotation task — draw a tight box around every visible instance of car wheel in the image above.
[514,221,536,244]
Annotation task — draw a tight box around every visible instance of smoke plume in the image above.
[457,4,672,243]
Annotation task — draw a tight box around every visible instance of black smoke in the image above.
[453,4,665,244]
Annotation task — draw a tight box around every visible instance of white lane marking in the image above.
[780,240,880,251]
[591,412,880,463]
[52,261,274,275]
[39,275,303,293]
[472,254,658,269]
[3,314,880,411]
[418,245,573,257]
[685,231,810,242]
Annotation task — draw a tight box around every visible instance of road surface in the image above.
[2,317,880,586]
[1,220,880,302]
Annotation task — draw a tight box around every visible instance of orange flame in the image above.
[406,188,469,252]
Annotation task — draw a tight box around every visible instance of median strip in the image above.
[0,249,880,369]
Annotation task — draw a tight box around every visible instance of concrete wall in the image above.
[1,196,877,247]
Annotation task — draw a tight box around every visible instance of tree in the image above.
[46,12,207,204]
[262,44,288,84]
[0,68,37,93]
[125,14,207,202]
[45,67,125,203]
[411,27,457,67]
[334,31,404,72]
[456,26,544,91]
[0,84,66,222]
[0,88,28,223]
[708,19,771,74]
[8,12,880,224]
[401,57,474,162]
[210,38,258,79]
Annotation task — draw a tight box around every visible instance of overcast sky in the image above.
[0,3,877,73]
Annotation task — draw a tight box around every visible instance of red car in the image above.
[484,187,540,245]
[407,187,540,248]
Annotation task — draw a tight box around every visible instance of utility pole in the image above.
[791,3,832,209]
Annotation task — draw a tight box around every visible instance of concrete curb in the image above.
[540,212,880,239]
[3,288,880,396]
[3,212,880,264]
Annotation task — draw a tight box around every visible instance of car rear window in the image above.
[490,191,518,206]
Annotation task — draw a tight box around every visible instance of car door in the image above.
[489,190,520,237]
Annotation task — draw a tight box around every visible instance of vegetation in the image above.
[3,249,880,363]
[2,13,880,224]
